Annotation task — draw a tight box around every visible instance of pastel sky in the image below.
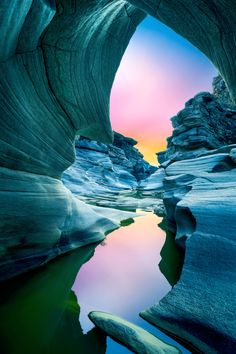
[110,16,217,165]
[73,213,170,332]
[73,212,189,353]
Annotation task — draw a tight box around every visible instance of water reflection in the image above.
[73,212,171,333]
[0,245,106,354]
[158,219,185,286]
[0,211,188,354]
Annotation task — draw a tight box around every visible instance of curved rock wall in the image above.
[0,1,145,279]
[139,78,236,352]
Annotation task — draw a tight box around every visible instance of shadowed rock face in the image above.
[0,1,145,277]
[62,132,157,201]
[139,80,236,353]
[42,0,145,142]
[157,77,236,164]
[1,0,236,273]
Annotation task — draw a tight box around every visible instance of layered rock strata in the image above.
[140,79,236,353]
[62,132,157,207]
[91,79,236,353]
[158,90,236,164]
[142,149,236,353]
[2,0,236,277]
[0,1,145,278]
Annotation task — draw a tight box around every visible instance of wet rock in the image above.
[142,161,236,352]
[142,176,236,353]
[89,311,181,354]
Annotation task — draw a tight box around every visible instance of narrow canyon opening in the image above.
[110,15,217,166]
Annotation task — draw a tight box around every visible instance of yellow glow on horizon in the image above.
[136,140,167,166]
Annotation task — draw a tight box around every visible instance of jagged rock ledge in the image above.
[89,78,236,353]
[62,132,159,211]
[139,77,236,353]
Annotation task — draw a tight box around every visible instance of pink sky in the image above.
[110,17,217,165]
[73,213,170,332]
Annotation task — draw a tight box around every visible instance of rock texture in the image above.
[1,0,236,279]
[1,1,236,351]
[139,78,236,353]
[0,1,145,278]
[158,90,236,164]
[89,311,181,354]
[63,132,157,206]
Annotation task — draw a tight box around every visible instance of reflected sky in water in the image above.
[73,213,169,330]
[73,212,189,353]
[0,211,190,354]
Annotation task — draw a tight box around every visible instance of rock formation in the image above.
[139,78,236,353]
[158,79,236,163]
[1,0,236,275]
[89,311,181,354]
[1,1,236,352]
[0,0,145,278]
[88,77,236,353]
[63,132,157,205]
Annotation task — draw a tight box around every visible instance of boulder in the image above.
[89,311,181,354]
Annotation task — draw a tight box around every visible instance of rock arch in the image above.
[1,0,236,275]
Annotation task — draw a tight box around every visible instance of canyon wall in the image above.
[0,0,145,279]
[63,132,156,203]
[140,78,236,353]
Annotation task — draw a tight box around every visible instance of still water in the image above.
[0,211,189,353]
[73,211,188,353]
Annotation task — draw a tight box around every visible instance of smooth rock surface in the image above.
[137,77,236,353]
[0,1,145,277]
[89,311,181,354]
[2,0,236,280]
[142,173,236,353]
[0,164,137,281]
